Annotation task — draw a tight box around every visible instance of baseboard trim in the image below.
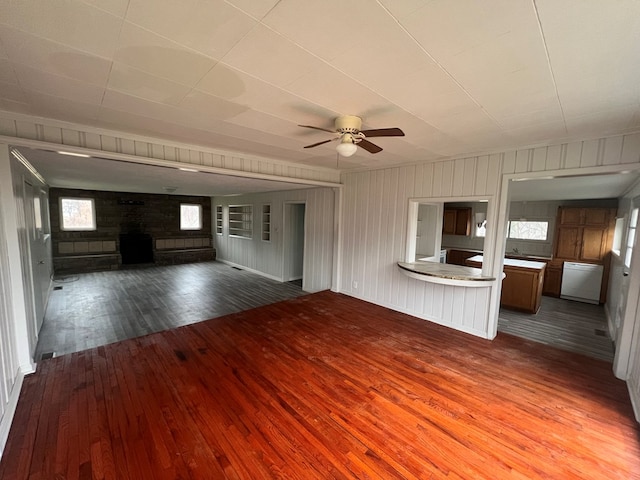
[604,303,616,343]
[217,259,282,282]
[628,379,640,423]
[0,366,30,457]
[339,291,489,340]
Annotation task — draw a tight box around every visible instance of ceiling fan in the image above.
[299,115,404,157]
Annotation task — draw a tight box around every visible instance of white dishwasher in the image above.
[560,262,604,304]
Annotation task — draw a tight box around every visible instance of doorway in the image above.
[283,203,305,285]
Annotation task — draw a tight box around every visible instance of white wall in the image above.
[340,133,640,341]
[214,187,335,293]
[0,143,51,455]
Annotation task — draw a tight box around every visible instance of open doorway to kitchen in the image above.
[496,171,640,362]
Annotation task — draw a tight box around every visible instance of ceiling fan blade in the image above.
[359,127,405,138]
[358,139,383,154]
[303,139,334,149]
[298,124,335,133]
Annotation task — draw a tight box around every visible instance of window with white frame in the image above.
[507,220,548,241]
[60,197,96,231]
[625,208,638,268]
[180,204,202,230]
[612,216,625,255]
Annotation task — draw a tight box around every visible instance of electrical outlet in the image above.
[352,280,358,289]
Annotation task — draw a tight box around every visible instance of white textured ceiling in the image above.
[1,0,640,172]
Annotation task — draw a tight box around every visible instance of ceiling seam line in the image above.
[248,19,452,140]
[531,0,568,135]
[375,0,505,129]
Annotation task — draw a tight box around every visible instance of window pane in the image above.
[508,221,548,240]
[625,248,633,268]
[180,204,202,230]
[631,208,639,228]
[33,196,42,230]
[627,228,636,249]
[61,198,95,230]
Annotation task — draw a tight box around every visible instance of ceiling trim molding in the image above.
[0,135,342,190]
[0,110,341,184]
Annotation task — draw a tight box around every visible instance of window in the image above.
[228,205,252,239]
[507,221,548,241]
[612,216,625,255]
[625,208,638,268]
[180,204,202,230]
[215,205,223,235]
[60,197,96,231]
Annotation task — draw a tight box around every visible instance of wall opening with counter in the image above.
[406,198,490,267]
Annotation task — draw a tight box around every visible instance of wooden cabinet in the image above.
[500,266,546,314]
[466,256,546,313]
[553,207,615,263]
[542,261,562,297]
[552,207,616,303]
[446,249,479,266]
[442,208,471,236]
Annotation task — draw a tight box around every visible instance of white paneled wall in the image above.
[0,144,44,455]
[0,198,19,455]
[341,160,499,337]
[340,133,640,340]
[214,188,335,292]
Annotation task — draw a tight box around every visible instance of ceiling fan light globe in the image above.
[336,141,358,157]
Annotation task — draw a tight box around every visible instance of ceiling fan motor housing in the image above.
[335,115,362,134]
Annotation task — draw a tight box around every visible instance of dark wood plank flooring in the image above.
[36,261,305,358]
[4,291,639,479]
[498,296,614,362]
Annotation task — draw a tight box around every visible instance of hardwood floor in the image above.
[36,261,305,358]
[498,296,614,362]
[3,291,639,479]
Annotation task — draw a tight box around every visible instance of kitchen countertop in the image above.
[443,247,551,262]
[397,261,496,287]
[467,255,546,270]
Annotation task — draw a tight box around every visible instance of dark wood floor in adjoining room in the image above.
[36,261,305,358]
[498,296,615,362]
[3,291,639,479]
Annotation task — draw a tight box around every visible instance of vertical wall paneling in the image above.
[565,141,583,169]
[486,154,502,196]
[462,158,476,195]
[0,144,42,456]
[341,159,495,338]
[603,135,624,166]
[532,147,547,171]
[622,133,640,164]
[474,156,490,195]
[214,188,334,293]
[339,132,640,341]
[515,149,530,173]
[580,139,599,168]
[502,150,517,174]
[546,144,562,170]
